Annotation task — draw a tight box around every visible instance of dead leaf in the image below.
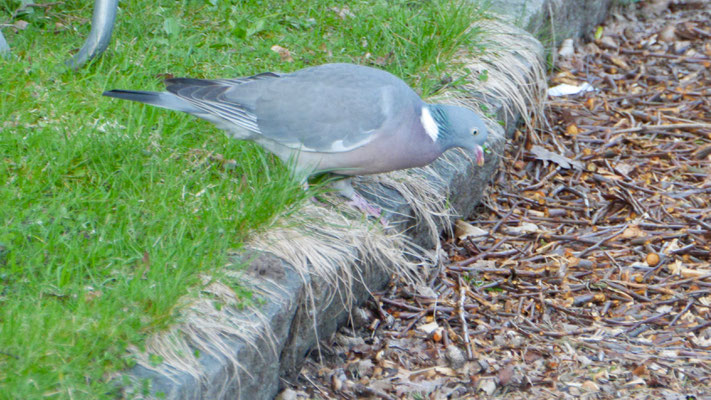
[668,260,711,278]
[608,56,631,70]
[478,378,497,395]
[270,45,293,62]
[455,219,488,240]
[621,225,645,239]
[506,222,539,234]
[599,36,619,49]
[632,364,648,376]
[497,364,514,386]
[530,145,583,170]
[415,285,437,299]
[659,24,677,42]
[418,321,440,335]
[582,380,600,392]
[14,20,29,30]
[615,162,635,176]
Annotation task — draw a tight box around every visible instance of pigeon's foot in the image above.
[330,177,387,224]
[346,192,382,219]
[347,192,389,226]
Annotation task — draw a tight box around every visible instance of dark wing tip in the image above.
[102,89,126,97]
[101,89,163,106]
[102,89,142,99]
[164,77,215,86]
[164,77,219,91]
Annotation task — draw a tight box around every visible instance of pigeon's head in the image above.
[427,104,488,166]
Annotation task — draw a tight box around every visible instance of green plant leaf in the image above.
[163,17,181,37]
[246,18,267,38]
[595,26,604,40]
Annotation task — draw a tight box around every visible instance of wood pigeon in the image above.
[104,63,488,214]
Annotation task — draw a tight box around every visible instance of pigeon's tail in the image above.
[102,90,199,114]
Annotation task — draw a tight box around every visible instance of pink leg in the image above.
[346,191,382,218]
[329,178,387,224]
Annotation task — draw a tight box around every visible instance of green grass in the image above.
[0,0,488,397]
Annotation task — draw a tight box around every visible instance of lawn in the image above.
[0,0,488,397]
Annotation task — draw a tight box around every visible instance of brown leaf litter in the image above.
[283,1,711,398]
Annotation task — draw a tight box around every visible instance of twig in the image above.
[607,122,711,135]
[606,311,671,328]
[577,223,628,258]
[668,299,695,327]
[458,276,473,360]
[620,48,711,62]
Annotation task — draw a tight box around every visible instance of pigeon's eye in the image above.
[471,128,478,136]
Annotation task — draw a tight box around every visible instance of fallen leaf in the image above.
[615,162,635,176]
[621,225,645,239]
[415,285,437,299]
[691,334,711,347]
[14,20,29,30]
[497,364,514,386]
[599,36,618,49]
[418,321,440,335]
[455,219,488,240]
[582,380,600,392]
[530,145,584,170]
[478,378,497,395]
[270,45,293,62]
[659,24,677,42]
[506,222,539,234]
[668,260,711,278]
[609,56,631,70]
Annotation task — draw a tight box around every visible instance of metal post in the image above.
[66,0,119,69]
[0,29,10,58]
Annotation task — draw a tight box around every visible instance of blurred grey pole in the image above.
[0,30,10,58]
[66,0,119,69]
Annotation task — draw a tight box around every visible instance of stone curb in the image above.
[126,1,612,398]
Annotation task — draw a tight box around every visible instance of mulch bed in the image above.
[283,1,711,398]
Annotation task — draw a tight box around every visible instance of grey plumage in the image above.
[103,63,488,212]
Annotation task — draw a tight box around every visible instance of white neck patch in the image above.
[420,106,439,142]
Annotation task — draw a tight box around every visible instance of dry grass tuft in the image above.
[248,199,430,304]
[122,276,284,398]
[435,19,547,140]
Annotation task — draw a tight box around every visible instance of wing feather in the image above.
[165,64,419,153]
[165,80,261,133]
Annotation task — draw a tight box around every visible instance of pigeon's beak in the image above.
[474,145,485,166]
